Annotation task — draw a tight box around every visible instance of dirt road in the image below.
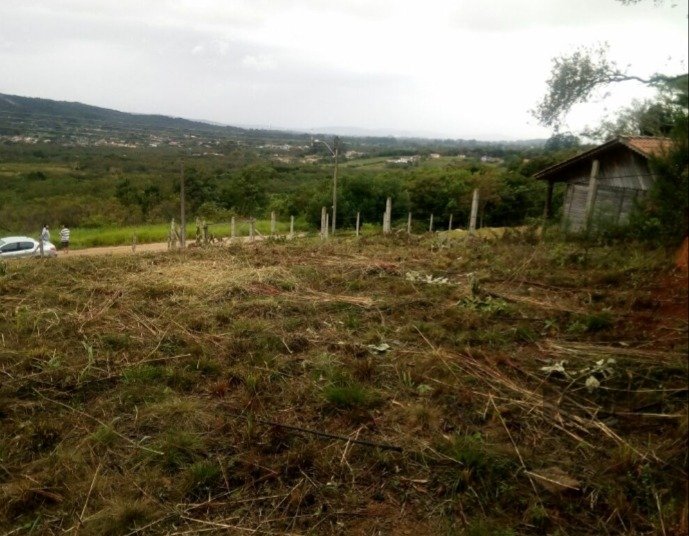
[60,234,281,258]
[61,241,171,257]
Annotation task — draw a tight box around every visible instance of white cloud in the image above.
[0,0,686,139]
[241,54,276,71]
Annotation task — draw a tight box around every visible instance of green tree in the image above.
[533,43,684,130]
[115,178,138,207]
[220,164,273,216]
[139,184,162,218]
[179,168,219,215]
[544,133,580,152]
[406,169,473,225]
[115,179,163,220]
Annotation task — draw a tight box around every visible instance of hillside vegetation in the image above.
[0,139,556,239]
[0,233,686,534]
[0,93,559,240]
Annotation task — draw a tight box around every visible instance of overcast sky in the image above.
[0,0,686,140]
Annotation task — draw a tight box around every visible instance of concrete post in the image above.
[469,189,479,232]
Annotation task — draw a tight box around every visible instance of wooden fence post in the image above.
[325,213,330,239]
[448,214,453,231]
[321,207,327,239]
[132,234,137,253]
[407,212,412,235]
[429,214,434,233]
[355,212,360,237]
[270,211,276,236]
[469,189,480,232]
[250,218,255,242]
[584,159,600,231]
[289,215,294,238]
[231,217,236,241]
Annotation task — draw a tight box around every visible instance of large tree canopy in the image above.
[532,43,683,129]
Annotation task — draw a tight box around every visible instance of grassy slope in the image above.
[0,234,686,535]
[65,219,311,249]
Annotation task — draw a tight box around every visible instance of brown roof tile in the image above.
[622,136,672,157]
[534,136,673,181]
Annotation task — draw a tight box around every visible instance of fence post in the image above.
[195,217,202,246]
[429,214,434,233]
[383,197,392,234]
[231,217,236,241]
[321,207,327,239]
[270,211,276,236]
[250,218,255,242]
[407,212,412,235]
[448,214,453,231]
[469,189,480,232]
[168,218,176,250]
[132,234,137,253]
[325,213,330,239]
[289,215,294,239]
[355,212,360,237]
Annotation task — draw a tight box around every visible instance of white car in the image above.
[0,236,57,258]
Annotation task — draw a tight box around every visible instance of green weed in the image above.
[157,430,204,471]
[324,383,377,409]
[90,425,119,448]
[122,364,164,383]
[182,460,221,498]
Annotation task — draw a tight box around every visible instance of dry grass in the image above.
[0,235,687,535]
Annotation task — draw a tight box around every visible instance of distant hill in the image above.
[0,92,545,151]
[0,93,311,147]
[0,93,234,132]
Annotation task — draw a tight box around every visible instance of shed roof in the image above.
[534,136,672,181]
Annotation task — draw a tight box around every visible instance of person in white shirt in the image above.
[41,224,50,242]
[59,225,70,253]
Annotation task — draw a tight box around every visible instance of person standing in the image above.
[39,224,50,257]
[59,224,70,253]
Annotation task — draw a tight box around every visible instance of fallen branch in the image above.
[226,412,402,452]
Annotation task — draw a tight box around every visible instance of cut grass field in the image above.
[0,233,687,535]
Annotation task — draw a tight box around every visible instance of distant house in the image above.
[386,155,420,166]
[534,136,671,232]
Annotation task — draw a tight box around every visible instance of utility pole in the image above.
[332,136,339,235]
[314,137,340,236]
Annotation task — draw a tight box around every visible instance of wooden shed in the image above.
[535,136,671,232]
